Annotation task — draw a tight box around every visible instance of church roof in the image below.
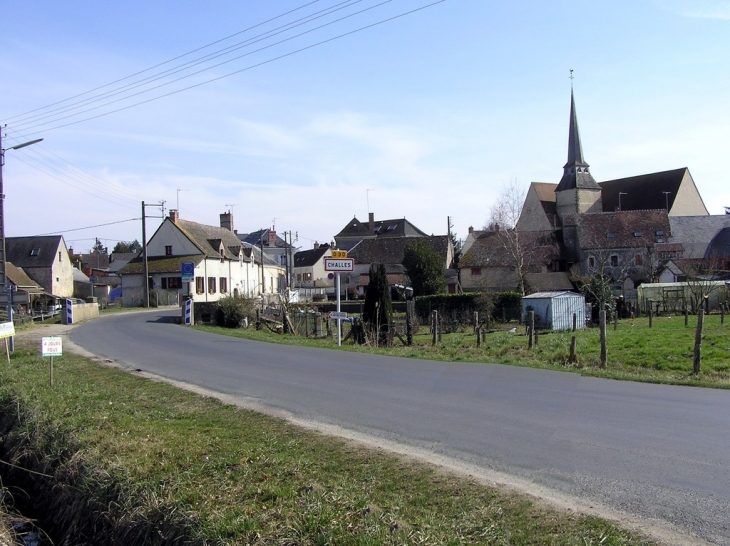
[600,168,688,212]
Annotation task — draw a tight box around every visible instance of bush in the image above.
[215,295,256,328]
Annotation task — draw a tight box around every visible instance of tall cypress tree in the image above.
[362,263,392,344]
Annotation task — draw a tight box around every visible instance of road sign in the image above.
[89,275,98,283]
[331,250,348,259]
[0,322,15,339]
[329,311,348,320]
[41,337,63,357]
[324,258,354,272]
[181,261,195,282]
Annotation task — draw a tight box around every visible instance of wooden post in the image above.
[693,309,704,374]
[476,325,481,348]
[569,335,577,364]
[572,313,577,332]
[599,310,607,368]
[473,311,479,335]
[528,310,534,350]
[684,306,688,327]
[405,301,413,346]
[438,315,443,343]
[4,338,9,365]
[431,310,437,346]
[305,313,309,338]
[648,308,653,329]
[721,304,725,325]
[49,356,54,387]
[613,311,618,331]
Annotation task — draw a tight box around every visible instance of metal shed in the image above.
[522,291,585,331]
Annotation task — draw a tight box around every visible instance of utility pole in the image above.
[141,200,165,308]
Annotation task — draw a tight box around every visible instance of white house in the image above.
[119,210,284,307]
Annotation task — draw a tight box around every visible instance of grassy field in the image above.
[0,340,654,545]
[195,312,730,388]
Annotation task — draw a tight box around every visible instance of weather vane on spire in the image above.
[569,69,574,87]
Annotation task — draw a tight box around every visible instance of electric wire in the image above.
[9,0,364,127]
[31,218,142,237]
[3,0,322,123]
[13,1,446,135]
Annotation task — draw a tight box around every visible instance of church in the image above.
[514,89,729,291]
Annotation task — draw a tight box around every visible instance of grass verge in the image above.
[195,313,730,388]
[0,340,653,545]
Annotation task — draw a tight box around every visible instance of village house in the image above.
[118,210,284,307]
[5,235,74,298]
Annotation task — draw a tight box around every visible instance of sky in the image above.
[1,0,729,254]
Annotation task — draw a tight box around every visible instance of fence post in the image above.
[684,306,688,327]
[721,303,725,325]
[693,310,704,374]
[572,312,577,332]
[648,308,653,329]
[528,310,534,350]
[569,335,577,364]
[431,310,438,346]
[473,311,479,335]
[406,301,413,346]
[476,325,481,348]
[613,311,618,331]
[599,310,607,368]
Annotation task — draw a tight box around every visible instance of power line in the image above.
[9,0,364,128]
[3,0,323,123]
[31,217,141,237]
[13,1,446,135]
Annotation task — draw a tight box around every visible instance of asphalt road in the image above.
[70,310,730,545]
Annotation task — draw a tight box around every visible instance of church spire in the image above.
[555,87,600,192]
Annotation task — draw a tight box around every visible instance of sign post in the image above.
[0,321,15,365]
[324,255,353,347]
[41,336,63,387]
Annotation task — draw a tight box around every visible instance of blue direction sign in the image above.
[181,261,195,282]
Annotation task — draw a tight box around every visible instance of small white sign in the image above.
[41,337,63,357]
[329,311,348,320]
[0,322,15,339]
[324,258,354,272]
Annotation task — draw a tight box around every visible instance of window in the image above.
[208,277,216,294]
[220,277,227,294]
[606,233,615,239]
[655,230,664,236]
[219,247,225,262]
[297,273,302,282]
[29,248,40,256]
[386,224,397,231]
[373,226,382,233]
[635,254,643,266]
[588,256,596,268]
[58,251,62,262]
[162,277,182,290]
[165,245,172,256]
[610,255,619,267]
[633,232,642,237]
[471,267,482,276]
[196,277,204,294]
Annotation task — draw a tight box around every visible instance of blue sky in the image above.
[1,0,729,253]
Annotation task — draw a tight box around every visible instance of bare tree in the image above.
[486,181,529,295]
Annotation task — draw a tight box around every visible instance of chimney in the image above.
[169,209,179,223]
[268,228,277,247]
[220,211,234,232]
[313,241,319,249]
[468,226,473,234]
[369,212,375,233]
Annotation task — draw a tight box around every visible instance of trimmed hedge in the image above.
[414,292,522,324]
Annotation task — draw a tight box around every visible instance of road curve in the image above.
[70,310,730,545]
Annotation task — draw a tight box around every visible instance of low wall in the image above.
[62,303,100,324]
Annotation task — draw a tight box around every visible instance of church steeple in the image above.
[555,89,600,192]
[555,82,603,221]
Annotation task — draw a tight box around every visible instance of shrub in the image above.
[215,295,256,328]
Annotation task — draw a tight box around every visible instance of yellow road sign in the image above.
[331,250,348,258]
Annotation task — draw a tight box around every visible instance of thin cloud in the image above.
[652,0,730,19]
